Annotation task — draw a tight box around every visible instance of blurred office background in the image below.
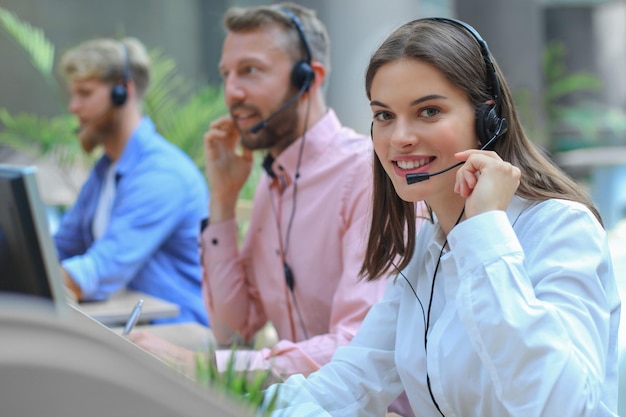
[1,0,626,229]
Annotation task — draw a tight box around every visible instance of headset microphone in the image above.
[405,161,464,185]
[250,81,311,134]
[405,117,508,185]
[404,17,509,186]
[251,6,314,135]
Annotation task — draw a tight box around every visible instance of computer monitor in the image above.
[0,164,68,313]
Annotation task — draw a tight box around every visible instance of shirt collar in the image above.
[428,195,535,252]
[264,109,342,193]
[94,116,155,182]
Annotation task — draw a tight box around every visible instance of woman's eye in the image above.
[420,107,440,118]
[373,111,393,122]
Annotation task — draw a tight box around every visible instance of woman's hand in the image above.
[453,149,520,219]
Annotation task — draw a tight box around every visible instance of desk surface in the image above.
[0,297,252,417]
[76,290,180,326]
[112,322,216,352]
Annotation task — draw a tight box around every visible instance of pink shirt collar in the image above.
[266,109,341,193]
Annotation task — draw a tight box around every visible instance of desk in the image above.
[0,296,252,417]
[112,322,216,353]
[110,322,216,380]
[76,289,180,326]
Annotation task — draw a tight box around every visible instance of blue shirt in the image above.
[54,117,209,326]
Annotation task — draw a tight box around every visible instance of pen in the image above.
[122,298,144,335]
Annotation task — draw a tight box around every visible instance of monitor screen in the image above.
[0,164,67,313]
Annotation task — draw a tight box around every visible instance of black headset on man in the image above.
[110,42,131,107]
[254,6,316,339]
[75,42,130,143]
[250,6,315,134]
[283,7,315,94]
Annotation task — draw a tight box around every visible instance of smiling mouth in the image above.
[395,157,435,170]
[234,111,256,123]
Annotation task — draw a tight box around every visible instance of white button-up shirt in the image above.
[266,196,621,417]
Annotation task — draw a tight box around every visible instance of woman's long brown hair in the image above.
[360,19,601,281]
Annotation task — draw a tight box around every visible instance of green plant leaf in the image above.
[194,345,278,415]
[0,108,76,153]
[144,49,190,125]
[143,48,228,172]
[0,6,57,93]
[545,73,602,103]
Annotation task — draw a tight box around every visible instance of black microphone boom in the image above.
[405,118,508,185]
[406,161,464,184]
[250,83,309,134]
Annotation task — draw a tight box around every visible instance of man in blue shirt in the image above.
[54,37,209,326]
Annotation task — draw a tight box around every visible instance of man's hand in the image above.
[61,267,83,301]
[203,115,254,222]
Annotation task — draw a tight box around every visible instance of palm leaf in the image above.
[543,41,603,107]
[144,49,191,130]
[0,6,57,93]
[144,48,227,169]
[545,73,602,104]
[159,85,227,167]
[0,108,91,166]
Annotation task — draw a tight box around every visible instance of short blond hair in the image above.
[59,37,151,99]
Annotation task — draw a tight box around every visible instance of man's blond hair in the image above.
[59,37,151,99]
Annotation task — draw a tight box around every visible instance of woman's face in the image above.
[369,58,479,205]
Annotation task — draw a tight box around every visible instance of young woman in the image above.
[263,18,620,417]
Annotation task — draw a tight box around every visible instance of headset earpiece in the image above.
[279,7,315,92]
[110,83,127,107]
[110,42,130,107]
[418,18,507,149]
[291,60,314,92]
[475,103,502,146]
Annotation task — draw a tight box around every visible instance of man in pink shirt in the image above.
[202,1,387,377]
[131,3,419,415]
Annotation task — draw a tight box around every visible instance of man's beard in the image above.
[77,106,118,153]
[236,91,301,152]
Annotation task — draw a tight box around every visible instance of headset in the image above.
[110,42,130,107]
[388,18,508,417]
[427,17,505,146]
[280,7,315,93]
[249,6,316,134]
[255,6,316,340]
[403,17,509,185]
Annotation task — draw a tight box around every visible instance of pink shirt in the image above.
[201,109,387,377]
